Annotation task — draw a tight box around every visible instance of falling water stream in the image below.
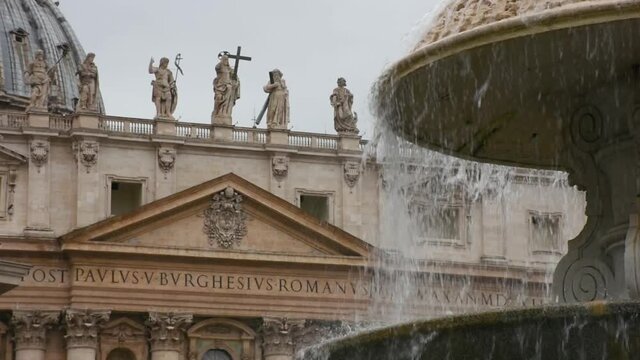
[298,0,640,358]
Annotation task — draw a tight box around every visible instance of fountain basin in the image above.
[305,301,640,359]
[375,1,640,170]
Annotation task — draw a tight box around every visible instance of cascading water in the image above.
[299,0,640,358]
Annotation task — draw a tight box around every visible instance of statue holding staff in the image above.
[25,50,50,111]
[149,56,177,120]
[212,53,240,125]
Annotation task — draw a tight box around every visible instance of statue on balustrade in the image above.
[330,77,359,135]
[212,53,240,125]
[76,52,99,112]
[263,69,290,130]
[149,57,177,120]
[25,50,51,111]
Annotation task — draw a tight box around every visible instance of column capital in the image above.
[11,310,59,350]
[261,317,305,358]
[146,312,193,352]
[64,309,110,349]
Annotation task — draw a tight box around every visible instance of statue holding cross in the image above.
[212,46,251,125]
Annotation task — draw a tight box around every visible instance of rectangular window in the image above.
[106,176,146,217]
[296,189,334,224]
[413,202,465,246]
[529,211,562,254]
[300,195,329,222]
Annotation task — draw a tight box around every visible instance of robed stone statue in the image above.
[25,50,50,111]
[263,69,289,130]
[212,53,240,125]
[330,77,358,135]
[149,57,177,120]
[76,52,99,112]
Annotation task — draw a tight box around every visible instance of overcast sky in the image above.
[58,0,442,136]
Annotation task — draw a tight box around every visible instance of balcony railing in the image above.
[0,111,366,153]
[99,116,154,134]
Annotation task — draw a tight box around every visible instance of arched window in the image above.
[202,349,232,360]
[106,348,136,360]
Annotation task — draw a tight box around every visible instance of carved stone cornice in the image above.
[146,312,192,352]
[64,309,110,349]
[11,310,59,350]
[261,317,305,358]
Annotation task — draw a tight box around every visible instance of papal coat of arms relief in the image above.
[202,186,248,249]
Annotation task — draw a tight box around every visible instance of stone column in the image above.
[64,309,110,360]
[342,161,362,236]
[270,154,289,199]
[11,310,59,360]
[146,312,192,360]
[73,138,101,227]
[261,318,305,360]
[25,136,53,236]
[156,145,177,200]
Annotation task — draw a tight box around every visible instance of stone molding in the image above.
[158,146,176,176]
[203,186,248,249]
[29,138,49,171]
[343,161,360,188]
[64,309,110,349]
[73,139,99,173]
[11,310,59,350]
[272,155,289,178]
[146,312,192,352]
[261,317,305,358]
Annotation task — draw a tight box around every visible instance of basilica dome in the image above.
[0,0,102,114]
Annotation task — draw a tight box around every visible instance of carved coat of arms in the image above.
[203,187,248,249]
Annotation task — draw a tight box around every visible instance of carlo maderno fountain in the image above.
[307,0,640,359]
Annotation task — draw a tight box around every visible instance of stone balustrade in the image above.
[0,111,365,153]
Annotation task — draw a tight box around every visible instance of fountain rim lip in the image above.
[379,0,640,87]
[310,300,640,353]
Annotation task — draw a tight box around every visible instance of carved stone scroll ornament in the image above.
[203,186,248,249]
[73,140,99,173]
[64,309,110,349]
[553,105,617,302]
[272,155,289,178]
[343,162,361,188]
[146,312,192,352]
[261,317,305,358]
[158,147,176,177]
[30,139,49,171]
[11,311,59,350]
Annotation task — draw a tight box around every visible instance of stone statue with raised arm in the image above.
[330,77,359,135]
[263,69,290,130]
[25,50,50,111]
[76,52,99,112]
[212,53,240,125]
[149,57,177,120]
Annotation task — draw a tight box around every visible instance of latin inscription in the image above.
[19,266,545,307]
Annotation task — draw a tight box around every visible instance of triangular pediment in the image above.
[61,173,373,261]
[0,144,27,165]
